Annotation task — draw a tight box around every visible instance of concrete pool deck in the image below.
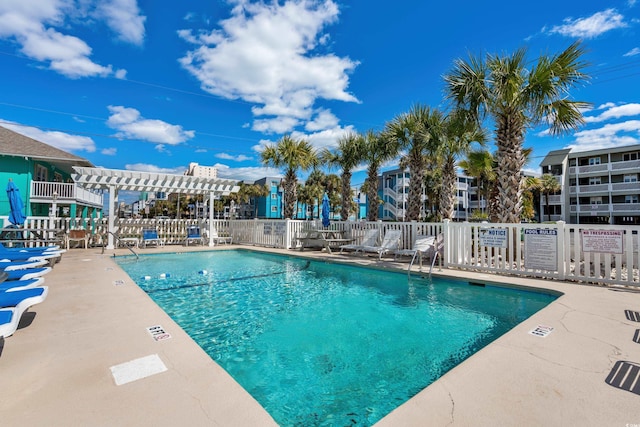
[0,245,639,426]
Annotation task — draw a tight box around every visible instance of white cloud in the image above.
[101,147,117,155]
[1,121,96,152]
[624,47,640,56]
[305,109,339,132]
[251,124,355,153]
[179,0,359,134]
[95,0,146,45]
[124,163,186,174]
[0,0,143,78]
[568,119,640,151]
[547,9,627,39]
[106,105,195,145]
[583,103,640,123]
[215,153,252,162]
[214,163,282,182]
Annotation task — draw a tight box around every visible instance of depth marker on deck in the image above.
[529,325,554,338]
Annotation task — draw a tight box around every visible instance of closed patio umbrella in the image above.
[6,179,26,226]
[321,193,330,228]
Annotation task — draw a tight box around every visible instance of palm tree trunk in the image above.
[366,164,379,221]
[283,171,297,219]
[494,113,525,223]
[407,156,425,221]
[340,171,352,221]
[439,158,457,220]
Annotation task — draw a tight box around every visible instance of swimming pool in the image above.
[116,250,556,426]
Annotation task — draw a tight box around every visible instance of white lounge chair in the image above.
[395,234,442,272]
[340,229,379,254]
[358,229,403,260]
[211,229,232,245]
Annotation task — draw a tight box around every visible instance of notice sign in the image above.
[524,229,558,271]
[581,229,624,254]
[479,228,508,248]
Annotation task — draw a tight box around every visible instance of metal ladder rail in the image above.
[101,231,139,259]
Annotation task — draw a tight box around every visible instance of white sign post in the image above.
[524,228,558,271]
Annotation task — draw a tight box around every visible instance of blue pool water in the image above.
[116,250,556,426]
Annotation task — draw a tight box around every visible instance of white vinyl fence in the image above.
[3,216,638,287]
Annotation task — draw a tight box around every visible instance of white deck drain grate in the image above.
[529,325,554,338]
[110,354,167,386]
[625,310,640,322]
[147,325,171,341]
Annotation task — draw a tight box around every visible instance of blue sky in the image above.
[1,0,639,189]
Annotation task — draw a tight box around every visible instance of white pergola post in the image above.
[208,191,215,247]
[107,185,117,249]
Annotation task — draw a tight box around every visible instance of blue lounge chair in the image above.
[185,226,204,246]
[3,267,51,281]
[0,250,61,263]
[0,308,18,338]
[0,259,47,271]
[0,277,45,292]
[141,228,163,248]
[0,242,63,253]
[0,286,48,338]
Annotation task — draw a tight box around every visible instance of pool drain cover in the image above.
[605,361,640,396]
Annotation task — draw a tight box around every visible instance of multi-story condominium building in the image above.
[540,144,640,225]
[377,168,474,221]
[185,162,217,178]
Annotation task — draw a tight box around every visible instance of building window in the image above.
[271,181,279,188]
[623,152,638,161]
[271,193,277,199]
[588,157,601,165]
[625,195,638,204]
[54,172,63,183]
[590,197,602,205]
[271,206,278,212]
[589,177,601,185]
[35,164,47,181]
[624,174,638,183]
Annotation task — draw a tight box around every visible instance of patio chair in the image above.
[141,228,163,248]
[211,229,232,245]
[184,226,204,246]
[66,229,89,249]
[357,229,403,260]
[340,229,379,254]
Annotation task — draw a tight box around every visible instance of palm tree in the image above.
[459,149,495,216]
[522,176,541,222]
[444,41,590,223]
[362,130,399,221]
[386,104,444,221]
[304,169,326,219]
[320,132,365,221]
[261,135,317,219]
[438,110,488,220]
[539,173,561,222]
[235,182,269,218]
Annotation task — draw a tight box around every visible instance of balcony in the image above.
[569,183,610,195]
[610,181,640,193]
[611,159,640,172]
[568,163,608,175]
[30,181,103,208]
[569,204,612,214]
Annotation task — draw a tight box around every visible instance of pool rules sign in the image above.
[524,229,558,271]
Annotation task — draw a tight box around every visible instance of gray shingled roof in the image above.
[0,125,93,166]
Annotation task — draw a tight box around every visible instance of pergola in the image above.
[72,167,240,249]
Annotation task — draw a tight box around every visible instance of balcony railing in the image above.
[30,181,103,208]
